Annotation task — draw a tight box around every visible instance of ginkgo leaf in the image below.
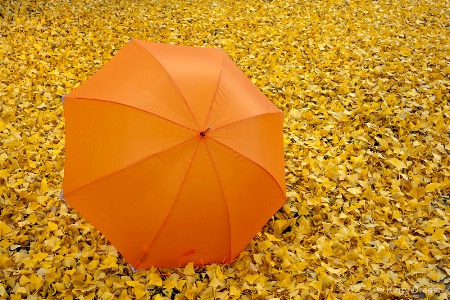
[387,158,407,170]
[28,213,38,224]
[0,222,13,237]
[347,187,362,195]
[425,183,441,193]
[230,285,241,297]
[48,221,58,231]
[431,229,446,242]
[209,277,222,290]
[244,274,259,283]
[148,273,162,287]
[322,243,334,257]
[133,287,146,299]
[183,262,196,276]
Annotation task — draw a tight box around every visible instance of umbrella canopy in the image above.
[62,39,286,270]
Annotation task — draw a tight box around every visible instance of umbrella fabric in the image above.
[62,39,286,270]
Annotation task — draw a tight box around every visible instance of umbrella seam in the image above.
[203,49,225,130]
[63,136,198,198]
[65,97,197,133]
[210,111,282,132]
[204,140,232,263]
[133,139,201,270]
[207,138,286,200]
[133,40,201,131]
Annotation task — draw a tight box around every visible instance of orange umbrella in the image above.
[61,39,286,270]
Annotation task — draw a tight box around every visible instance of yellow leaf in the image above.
[431,229,445,242]
[275,219,287,232]
[0,222,13,237]
[376,246,391,263]
[101,256,118,268]
[33,252,48,261]
[19,275,30,286]
[392,210,401,219]
[0,169,9,180]
[85,293,96,300]
[426,270,441,282]
[215,266,225,281]
[148,273,162,286]
[387,158,407,170]
[425,182,440,192]
[33,43,42,51]
[41,178,49,194]
[48,221,58,231]
[29,274,42,287]
[87,259,99,269]
[244,273,259,283]
[56,86,64,96]
[394,235,409,250]
[335,227,349,240]
[15,287,27,294]
[209,277,222,290]
[126,281,142,288]
[258,240,273,251]
[62,257,76,267]
[230,285,241,297]
[118,290,130,300]
[322,243,333,257]
[309,280,322,291]
[343,294,359,300]
[183,262,196,276]
[265,233,280,242]
[347,187,362,195]
[0,255,14,268]
[100,291,114,300]
[408,187,425,199]
[307,197,323,206]
[134,287,146,299]
[28,213,37,224]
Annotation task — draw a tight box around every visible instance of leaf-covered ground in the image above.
[1,0,450,299]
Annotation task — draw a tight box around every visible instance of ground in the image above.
[0,0,449,299]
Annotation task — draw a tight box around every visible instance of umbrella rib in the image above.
[208,138,286,200]
[66,97,197,133]
[210,111,282,133]
[134,138,201,270]
[63,136,198,198]
[204,140,232,263]
[134,40,201,131]
[203,49,225,129]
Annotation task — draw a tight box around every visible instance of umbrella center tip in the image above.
[199,127,212,137]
